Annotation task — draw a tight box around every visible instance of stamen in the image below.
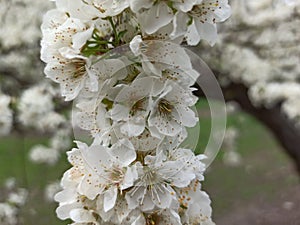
[157,99,173,117]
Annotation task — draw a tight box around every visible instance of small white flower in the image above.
[172,0,231,46]
[71,139,138,212]
[41,15,100,100]
[148,80,198,138]
[130,35,199,81]
[110,76,158,137]
[125,145,202,211]
[55,162,94,220]
[187,0,231,45]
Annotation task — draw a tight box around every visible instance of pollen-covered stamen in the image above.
[145,212,161,225]
[178,179,200,209]
[72,58,86,78]
[110,166,125,183]
[157,99,173,117]
[104,165,125,187]
[130,98,146,116]
[189,0,220,23]
[130,166,168,204]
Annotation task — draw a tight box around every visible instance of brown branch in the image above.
[222,82,300,173]
[194,79,300,174]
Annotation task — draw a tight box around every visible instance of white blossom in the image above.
[50,129,72,151]
[8,188,28,206]
[0,203,18,225]
[125,143,205,212]
[0,94,13,136]
[29,145,60,165]
[182,0,231,46]
[109,76,157,137]
[129,35,200,83]
[18,85,54,128]
[148,80,198,138]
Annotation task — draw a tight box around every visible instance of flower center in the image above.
[130,98,146,116]
[108,166,125,186]
[157,99,173,117]
[189,1,220,23]
[145,212,161,225]
[72,58,86,78]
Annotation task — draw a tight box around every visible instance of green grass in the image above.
[0,136,70,225]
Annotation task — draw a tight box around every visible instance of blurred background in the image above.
[0,0,299,225]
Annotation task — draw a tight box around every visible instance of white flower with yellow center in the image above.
[76,139,138,212]
[110,76,163,137]
[172,0,231,45]
[148,80,198,138]
[41,14,98,100]
[130,35,199,82]
[125,147,201,212]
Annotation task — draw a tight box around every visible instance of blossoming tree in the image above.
[0,0,299,224]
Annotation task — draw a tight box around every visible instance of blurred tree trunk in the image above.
[194,80,300,174]
[223,82,300,174]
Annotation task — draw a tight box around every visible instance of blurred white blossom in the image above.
[45,181,62,202]
[29,145,60,165]
[0,94,13,136]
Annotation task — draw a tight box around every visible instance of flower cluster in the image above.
[41,0,231,224]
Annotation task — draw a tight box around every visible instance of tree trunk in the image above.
[196,81,300,174]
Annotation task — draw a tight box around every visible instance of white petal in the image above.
[103,187,118,212]
[137,3,173,34]
[70,208,96,223]
[170,12,189,40]
[129,0,153,12]
[121,165,138,190]
[174,105,199,127]
[72,26,94,51]
[110,104,130,121]
[186,20,201,46]
[120,118,146,137]
[196,20,218,46]
[110,139,136,166]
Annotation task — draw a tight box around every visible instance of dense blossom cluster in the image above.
[40,0,231,224]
